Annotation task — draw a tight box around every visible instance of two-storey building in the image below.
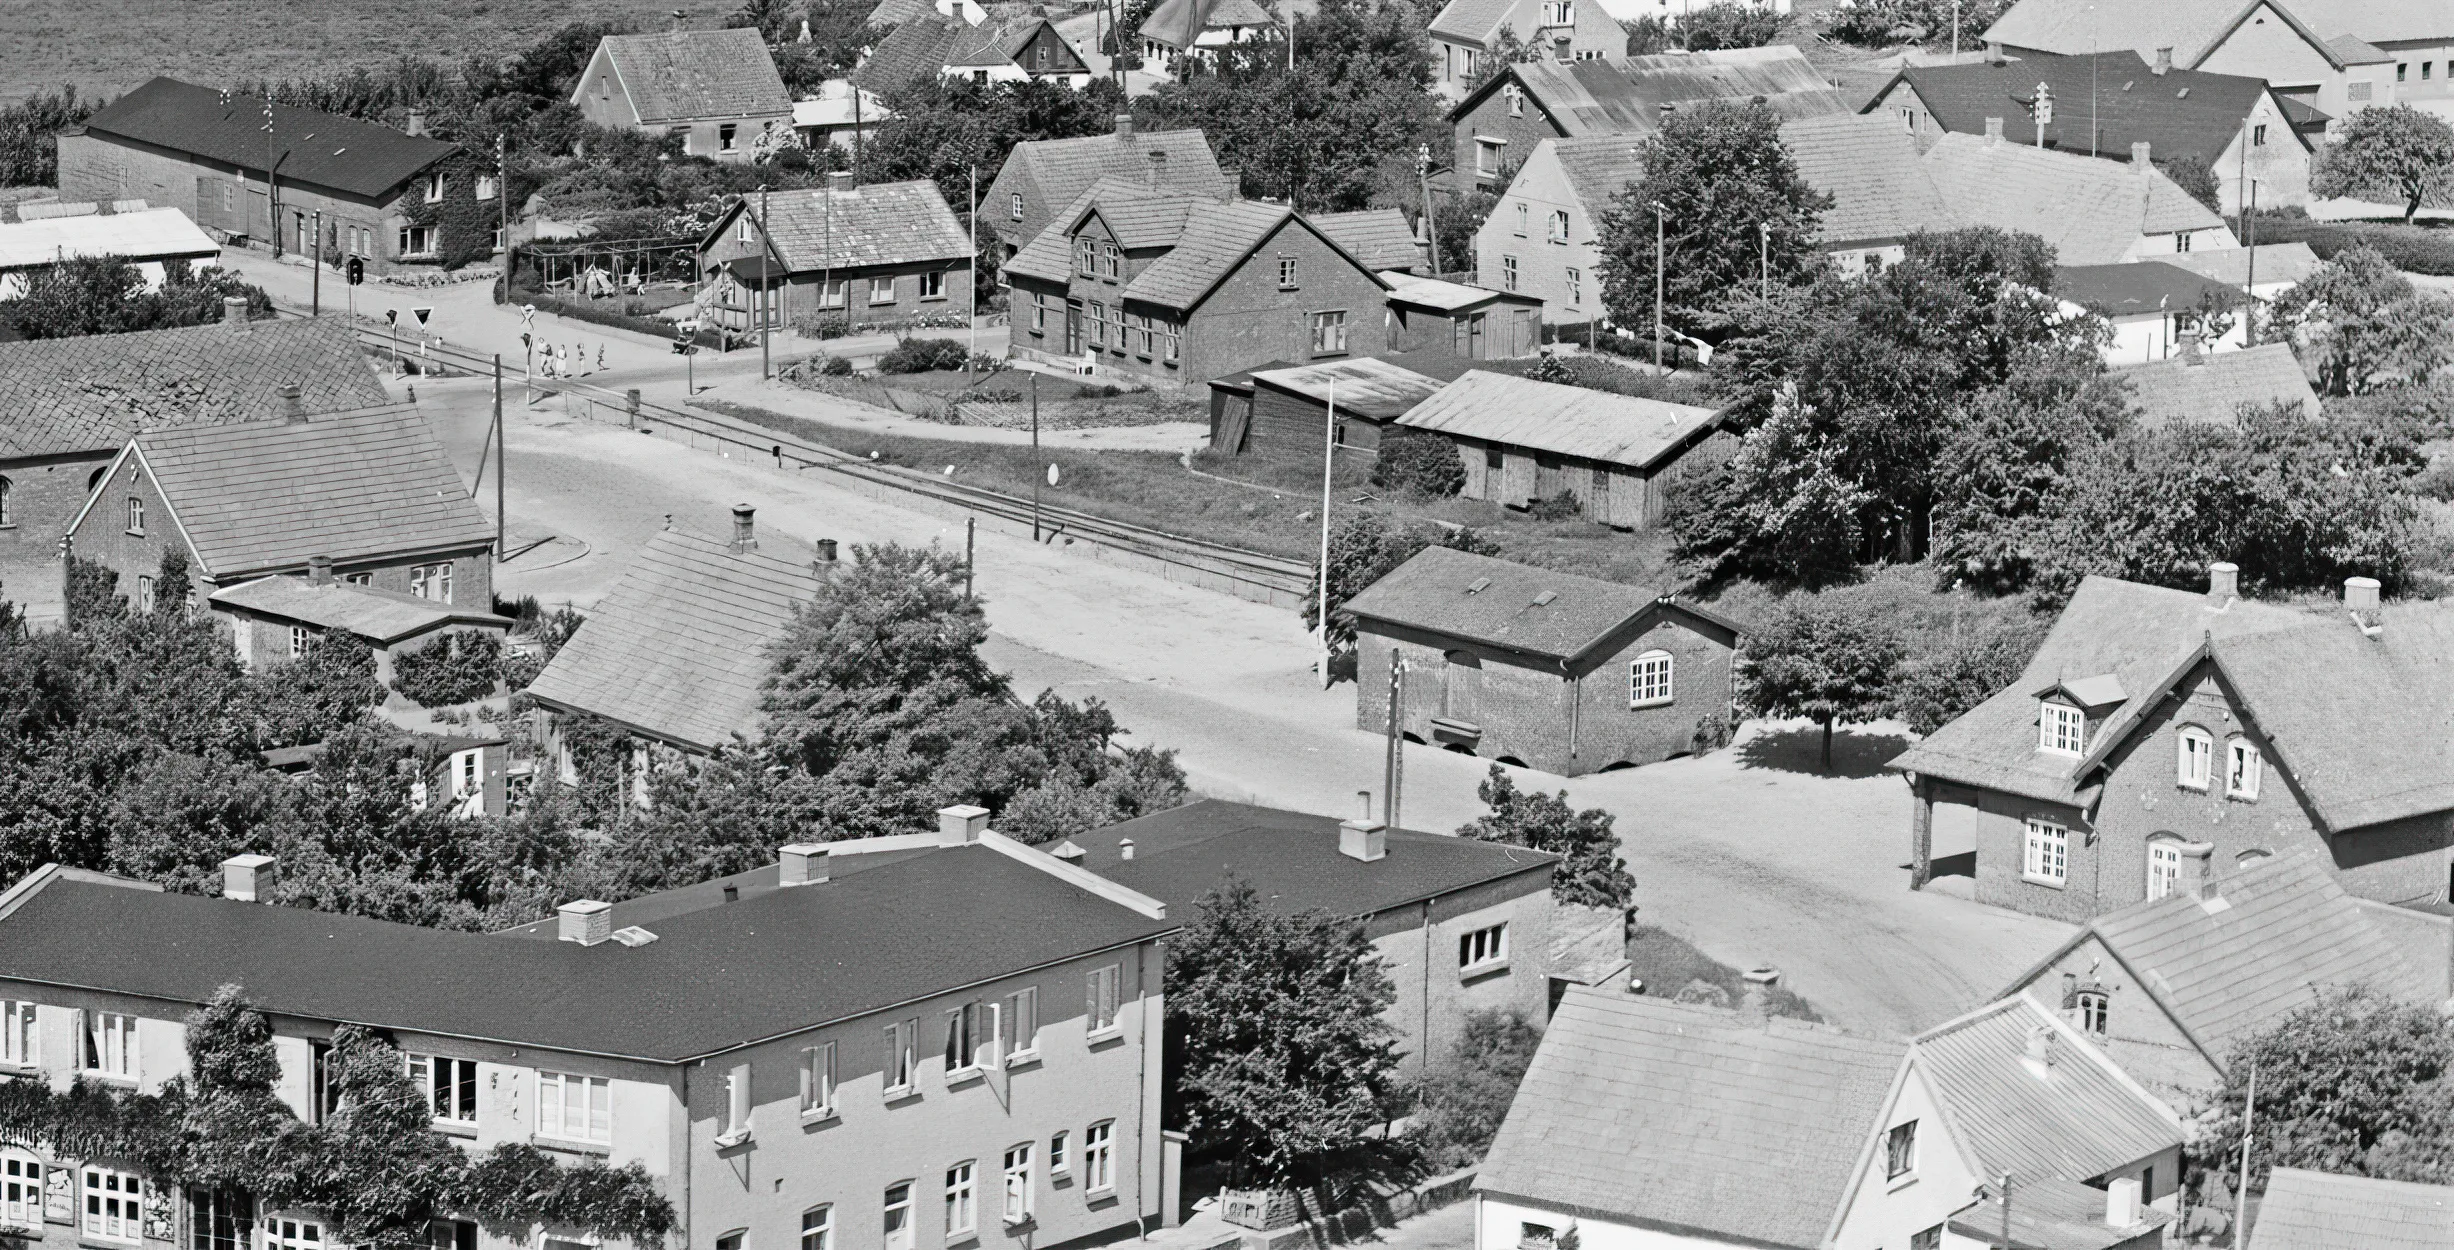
[980,117,1230,258]
[1426,0,1626,100]
[572,30,795,164]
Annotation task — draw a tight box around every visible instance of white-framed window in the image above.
[1630,650,1673,707]
[869,275,895,305]
[2,1149,39,1229]
[1162,320,1180,361]
[1565,267,1581,306]
[407,1054,478,1123]
[136,576,156,615]
[1514,202,1528,235]
[719,123,739,151]
[2074,989,2109,1036]
[1500,254,1518,291]
[454,750,480,798]
[1086,965,1122,1034]
[424,173,445,203]
[1884,1120,1916,1179]
[82,1167,144,1243]
[884,1018,918,1095]
[1278,256,1298,288]
[1910,1225,1942,1250]
[1458,923,1506,972]
[1311,310,1347,354]
[475,174,498,201]
[2023,818,2069,886]
[1077,239,1095,276]
[1031,293,1047,333]
[1083,1121,1114,1191]
[536,1071,611,1143]
[127,495,145,535]
[716,1229,744,1250]
[289,626,312,659]
[1100,242,1120,279]
[1088,300,1108,347]
[399,225,438,257]
[1002,1143,1033,1223]
[1004,987,1038,1059]
[1009,192,1024,221]
[83,1012,136,1078]
[801,1205,831,1250]
[1547,210,1568,243]
[2176,725,2212,789]
[945,1002,995,1075]
[2039,701,2084,755]
[822,277,847,308]
[1474,138,1500,176]
[2227,739,2261,799]
[800,1041,837,1116]
[410,562,452,604]
[1047,1131,1068,1175]
[2174,231,2193,254]
[2148,838,2186,901]
[719,1063,751,1144]
[883,1182,914,1250]
[1504,85,1523,117]
[1540,0,1570,23]
[2252,123,2268,146]
[921,270,946,299]
[1,1001,32,1068]
[0,476,12,527]
[943,1161,976,1237]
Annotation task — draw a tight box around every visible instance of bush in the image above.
[1626,1,1780,52]
[2245,213,2454,276]
[875,336,971,374]
[505,288,727,348]
[1370,428,1465,498]
[390,630,506,707]
[818,353,855,376]
[1405,1010,1544,1170]
[1525,491,1583,520]
[1824,0,2009,45]
[793,311,851,339]
[497,647,546,693]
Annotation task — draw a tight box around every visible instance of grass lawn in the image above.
[1627,924,1823,1022]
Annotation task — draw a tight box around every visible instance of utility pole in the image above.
[1030,372,1042,541]
[1416,144,1442,275]
[1316,380,1336,689]
[1951,0,1960,57]
[1651,201,1666,375]
[759,184,772,381]
[493,355,505,561]
[1383,650,1405,828]
[965,517,976,599]
[968,164,978,376]
[311,208,322,315]
[2034,82,2052,150]
[2234,1066,2259,1249]
[2244,178,2259,342]
[497,131,511,283]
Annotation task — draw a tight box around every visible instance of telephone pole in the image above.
[1383,650,1405,828]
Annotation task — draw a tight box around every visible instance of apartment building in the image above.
[0,809,1175,1250]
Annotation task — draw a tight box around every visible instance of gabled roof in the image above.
[1780,112,1952,247]
[0,316,388,461]
[1546,134,1645,217]
[95,406,493,580]
[854,14,965,95]
[2252,1169,2454,1250]
[1140,0,1278,47]
[999,127,1230,216]
[1456,46,1850,137]
[79,78,457,199]
[1978,0,2343,72]
[2117,342,2319,428]
[1395,369,1720,470]
[1249,357,1446,419]
[595,29,792,123]
[1869,51,2312,166]
[0,206,219,271]
[2055,260,2244,317]
[209,576,512,645]
[1002,177,1194,284]
[1309,208,1427,271]
[1382,273,1532,314]
[2322,32,2393,64]
[1478,989,1905,1247]
[1428,0,1526,45]
[2162,240,2322,289]
[1126,200,1387,312]
[1343,546,1742,669]
[944,16,1065,68]
[524,524,822,752]
[719,180,971,272]
[1920,131,2226,264]
[864,0,943,28]
[1906,996,2181,1185]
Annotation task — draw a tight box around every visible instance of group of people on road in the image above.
[537,342,608,379]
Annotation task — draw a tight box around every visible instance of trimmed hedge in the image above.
[2243,214,2454,275]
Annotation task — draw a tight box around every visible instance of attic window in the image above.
[1466,577,1491,594]
[2039,700,2084,756]
[2176,87,2189,98]
[1531,590,1558,607]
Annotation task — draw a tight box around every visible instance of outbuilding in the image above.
[1208,356,1448,461]
[1393,369,1724,528]
[1383,273,1544,357]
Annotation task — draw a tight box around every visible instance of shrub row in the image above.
[2244,214,2454,276]
[499,284,731,348]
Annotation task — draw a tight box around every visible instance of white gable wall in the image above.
[1830,1065,1983,1250]
[1474,140,1609,323]
[1475,1195,1763,1250]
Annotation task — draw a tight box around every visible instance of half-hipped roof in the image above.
[1395,369,1720,470]
[591,29,793,123]
[1921,131,2227,265]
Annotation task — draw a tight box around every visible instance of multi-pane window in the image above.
[1547,210,1568,243]
[289,626,312,659]
[1,1001,32,1067]
[189,1186,249,1250]
[1077,239,1096,276]
[1088,301,1109,348]
[265,1219,323,1250]
[136,576,155,615]
[127,495,145,534]
[884,1018,918,1094]
[883,1183,914,1250]
[0,476,10,527]
[1010,193,1024,221]
[800,1041,837,1115]
[719,123,739,151]
[1500,255,1518,291]
[1278,257,1299,287]
[2252,123,2268,146]
[2227,739,2261,799]
[801,1206,831,1250]
[921,270,945,299]
[1540,0,1570,23]
[1086,965,1122,1033]
[1909,1226,1942,1250]
[2148,840,2185,901]
[1514,203,1528,235]
[1002,1143,1033,1223]
[475,175,498,201]
[1048,1131,1068,1175]
[1565,267,1581,305]
[409,562,452,604]
[1311,310,1347,354]
[424,173,445,203]
[1083,1122,1114,1191]
[2023,818,2068,886]
[1884,1121,1916,1179]
[1005,988,1038,1058]
[2074,990,2109,1036]
[408,1054,478,1123]
[943,1161,976,1237]
[1031,293,1048,333]
[1161,321,1180,360]
[429,1219,476,1250]
[946,1002,995,1074]
[2039,701,2083,755]
[536,1071,611,1143]
[1504,85,1523,117]
[2,1151,38,1229]
[84,1168,144,1242]
[1458,924,1506,971]
[869,276,895,304]
[1630,651,1673,706]
[2176,726,2212,789]
[84,1012,136,1078]
[1100,243,1120,279]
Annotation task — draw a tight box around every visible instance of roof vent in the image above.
[558,899,613,946]
[221,853,277,902]
[1339,818,1387,862]
[780,842,831,886]
[938,804,989,845]
[1531,590,1557,607]
[1119,837,1136,861]
[2175,86,2189,98]
[1466,577,1491,594]
[1049,838,1087,863]
[611,926,659,947]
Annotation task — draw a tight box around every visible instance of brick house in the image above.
[1003,180,1395,386]
[0,811,1174,1250]
[1384,275,1545,355]
[1923,130,2237,263]
[1392,370,1724,528]
[1448,47,1848,190]
[1426,0,1627,101]
[0,309,386,627]
[697,174,972,335]
[981,117,1230,257]
[1343,547,1745,775]
[1890,569,2454,922]
[856,15,1093,96]
[1310,208,1431,273]
[58,78,484,272]
[63,402,495,632]
[572,29,794,163]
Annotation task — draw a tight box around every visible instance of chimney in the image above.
[278,382,306,423]
[307,554,333,585]
[1119,837,1135,861]
[1737,966,1779,1023]
[1339,818,1387,862]
[1148,148,1167,188]
[224,295,251,329]
[220,853,277,902]
[405,107,427,137]
[558,899,614,946]
[828,170,855,193]
[815,537,838,564]
[779,843,831,886]
[1114,112,1135,139]
[730,503,758,552]
[2025,1023,2055,1064]
[937,804,989,845]
[2132,140,2152,171]
[2105,1177,2143,1227]
[1984,116,2004,145]
[2152,47,2173,75]
[2059,971,2078,1008]
[2207,561,2239,605]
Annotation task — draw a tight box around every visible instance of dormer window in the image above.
[1541,0,1571,25]
[2039,700,2084,756]
[1505,85,1524,117]
[2073,989,2108,1036]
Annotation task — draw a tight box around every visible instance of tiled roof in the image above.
[1249,357,1445,419]
[2252,1169,2454,1250]
[1478,47,1850,139]
[79,78,456,199]
[0,207,219,271]
[1548,135,1645,219]
[1978,0,2337,70]
[1004,127,1230,215]
[1311,208,1426,271]
[945,16,1053,68]
[1395,369,1719,470]
[1140,0,1278,47]
[1478,990,1905,1246]
[1875,52,2305,167]
[741,180,970,272]
[2116,343,2319,428]
[523,524,820,751]
[2322,32,2392,64]
[1076,799,1555,918]
[1947,1177,2173,1250]
[1001,178,1175,284]
[599,29,792,122]
[0,850,1174,1064]
[1124,199,1302,310]
[1781,112,1952,247]
[1428,0,1522,45]
[2162,241,2322,289]
[210,576,512,644]
[121,406,493,580]
[2055,260,2243,317]
[1910,996,2182,1185]
[864,0,940,28]
[1920,132,2226,265]
[854,14,964,95]
[1343,546,1681,665]
[0,317,387,461]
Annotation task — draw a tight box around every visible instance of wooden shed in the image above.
[1394,370,1725,529]
[1383,273,1544,359]
[1210,356,1451,460]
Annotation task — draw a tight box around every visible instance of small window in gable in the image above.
[2074,989,2108,1035]
[2176,725,2212,789]
[1629,650,1672,707]
[2227,738,2261,800]
[2038,700,2084,756]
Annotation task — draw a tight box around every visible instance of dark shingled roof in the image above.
[104,406,494,580]
[1310,208,1427,271]
[996,127,1230,220]
[1459,46,1850,137]
[1478,989,1904,1247]
[945,16,1072,68]
[1344,546,1701,666]
[524,524,820,752]
[597,29,792,123]
[2117,342,2319,428]
[1078,799,1556,918]
[0,851,1173,1063]
[854,15,978,96]
[1921,132,2225,265]
[2055,260,2243,317]
[1123,199,1303,309]
[0,316,387,461]
[864,0,941,27]
[80,78,457,199]
[725,180,971,272]
[1548,135,1645,222]
[1868,52,2309,167]
[2252,1169,2454,1250]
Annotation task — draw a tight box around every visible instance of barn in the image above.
[1393,370,1726,529]
[1207,356,1450,462]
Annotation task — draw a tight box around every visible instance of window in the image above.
[1513,202,1528,235]
[2148,839,2186,900]
[737,217,751,243]
[1504,85,1523,118]
[1547,210,1568,243]
[719,123,739,151]
[2398,63,2408,82]
[1005,987,1038,1058]
[2023,817,2069,886]
[1161,320,1180,361]
[1311,310,1347,355]
[2174,231,2193,253]
[1088,301,1108,348]
[800,1041,837,1116]
[2074,989,2109,1036]
[2227,739,2261,799]
[536,1071,611,1143]
[1100,242,1120,279]
[1010,192,1024,221]
[127,495,145,534]
[407,1054,478,1123]
[718,1062,752,1144]
[424,173,444,203]
[921,270,946,299]
[1884,1120,1917,1179]
[2176,726,2212,789]
[409,562,452,603]
[1002,1144,1033,1223]
[1,1001,31,1068]
[884,1018,918,1094]
[943,1161,976,1237]
[2425,62,2435,79]
[945,1002,996,1075]
[1565,267,1581,305]
[3,1150,38,1229]
[1048,1131,1068,1175]
[83,1168,144,1243]
[1500,254,1518,291]
[1630,650,1673,707]
[83,1012,135,1079]
[454,750,479,799]
[716,1231,742,1250]
[1087,965,1122,1034]
[1278,256,1298,288]
[475,175,499,201]
[2039,701,2083,755]
[1902,107,1919,134]
[1475,139,1500,176]
[1909,1227,1942,1250]
[0,476,10,527]
[2252,123,2268,145]
[1083,1122,1114,1192]
[2349,80,2373,102]
[1077,239,1096,276]
[429,1219,476,1250]
[1458,923,1507,971]
[288,625,312,659]
[801,1206,831,1250]
[1031,293,1048,333]
[869,276,895,305]
[136,575,156,615]
[884,1183,914,1250]
[343,572,371,586]
[822,277,846,308]
[310,1041,338,1122]
[1540,0,1570,23]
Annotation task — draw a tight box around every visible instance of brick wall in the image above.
[0,451,112,625]
[1362,874,1557,1080]
[68,452,179,606]
[1451,87,1567,191]
[1179,220,1391,384]
[777,261,972,329]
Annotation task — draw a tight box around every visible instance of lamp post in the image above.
[758,184,772,382]
[311,208,322,315]
[1651,200,1667,375]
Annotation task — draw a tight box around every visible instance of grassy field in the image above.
[0,0,717,102]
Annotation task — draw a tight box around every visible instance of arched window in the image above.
[2073,988,2109,1036]
[0,475,11,527]
[2226,737,2262,800]
[800,1207,832,1250]
[1629,650,1673,707]
[2147,835,2186,901]
[2175,725,2212,789]
[3,1147,42,1228]
[2237,848,2273,868]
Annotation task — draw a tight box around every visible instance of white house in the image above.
[1137,0,1282,80]
[1474,136,1635,323]
[2055,261,2252,366]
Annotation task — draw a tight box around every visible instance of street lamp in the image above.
[1651,200,1667,375]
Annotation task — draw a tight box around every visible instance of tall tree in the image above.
[1456,765,1635,909]
[2194,985,2454,1185]
[2313,104,2454,224]
[2271,243,2454,394]
[1737,596,1905,771]
[1929,343,2135,594]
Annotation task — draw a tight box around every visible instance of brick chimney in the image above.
[2207,561,2238,605]
[2153,47,2173,75]
[221,853,277,902]
[2133,140,2152,172]
[779,843,831,886]
[730,503,758,552]
[405,107,427,137]
[1148,148,1168,189]
[1736,966,1779,1024]
[307,554,333,585]
[828,170,855,193]
[1115,112,1135,140]
[278,382,306,423]
[225,295,251,329]
[1984,116,2004,145]
[558,899,614,945]
[815,537,838,564]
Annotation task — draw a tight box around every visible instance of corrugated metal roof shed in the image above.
[1383,272,1523,313]
[1249,357,1445,419]
[1395,369,1718,470]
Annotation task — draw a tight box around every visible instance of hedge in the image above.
[2242,214,2454,276]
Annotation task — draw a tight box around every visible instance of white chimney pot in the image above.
[779,843,831,886]
[2105,1176,2143,1227]
[1339,818,1387,862]
[558,899,614,946]
[937,804,990,845]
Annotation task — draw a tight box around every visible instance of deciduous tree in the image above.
[2313,104,2454,224]
[1457,765,1634,909]
[1738,596,1906,771]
